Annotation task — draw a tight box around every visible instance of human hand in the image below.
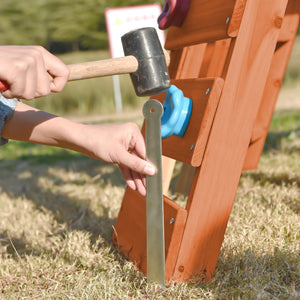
[0,46,69,100]
[81,122,156,196]
[2,100,155,196]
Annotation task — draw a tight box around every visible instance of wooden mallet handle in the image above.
[68,55,138,81]
[0,52,170,91]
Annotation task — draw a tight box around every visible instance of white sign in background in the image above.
[105,4,165,113]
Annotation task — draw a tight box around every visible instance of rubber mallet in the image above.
[0,27,170,97]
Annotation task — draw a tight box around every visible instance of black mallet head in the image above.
[121,27,171,97]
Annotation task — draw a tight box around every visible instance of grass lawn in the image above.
[0,101,299,299]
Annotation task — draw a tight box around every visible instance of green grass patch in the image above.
[283,36,300,87]
[0,141,85,168]
[269,109,300,132]
[264,109,300,154]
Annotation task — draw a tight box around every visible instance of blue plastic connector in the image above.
[161,85,192,139]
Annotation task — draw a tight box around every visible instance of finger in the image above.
[2,79,26,99]
[43,54,69,92]
[118,150,156,176]
[22,59,39,99]
[132,170,146,197]
[34,54,51,98]
[120,166,136,191]
[128,125,146,159]
[3,48,47,100]
[50,74,69,93]
[142,175,146,187]
[1,89,17,99]
[132,135,146,160]
[1,60,28,99]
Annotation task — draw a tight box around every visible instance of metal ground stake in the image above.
[143,99,165,288]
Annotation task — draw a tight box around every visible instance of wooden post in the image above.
[171,0,289,282]
[112,0,298,283]
[243,4,300,170]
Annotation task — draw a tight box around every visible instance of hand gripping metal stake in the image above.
[143,99,165,287]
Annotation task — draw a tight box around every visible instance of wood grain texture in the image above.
[162,156,176,195]
[171,0,288,282]
[148,78,224,167]
[243,12,299,170]
[278,14,299,42]
[162,44,207,194]
[175,39,232,195]
[111,188,187,281]
[227,0,247,37]
[165,0,243,50]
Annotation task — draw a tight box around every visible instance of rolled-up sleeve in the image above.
[0,94,19,145]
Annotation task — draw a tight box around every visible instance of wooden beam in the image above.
[171,0,288,282]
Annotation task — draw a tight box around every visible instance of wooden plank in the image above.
[278,14,299,42]
[285,0,300,14]
[199,39,232,78]
[147,78,224,167]
[162,44,207,194]
[168,44,207,80]
[162,43,207,194]
[171,0,288,282]
[175,39,232,195]
[162,156,176,195]
[251,14,299,142]
[165,0,245,50]
[243,14,299,170]
[227,0,247,37]
[168,49,185,79]
[174,164,195,195]
[111,188,187,281]
[177,44,207,79]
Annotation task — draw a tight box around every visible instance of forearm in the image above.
[2,101,88,154]
[2,100,155,196]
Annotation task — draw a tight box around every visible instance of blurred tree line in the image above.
[1,0,297,54]
[0,0,163,53]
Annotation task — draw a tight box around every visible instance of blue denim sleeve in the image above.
[0,94,19,145]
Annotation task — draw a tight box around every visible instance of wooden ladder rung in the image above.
[147,78,224,167]
[165,0,246,50]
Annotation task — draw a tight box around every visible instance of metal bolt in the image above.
[226,17,230,24]
[205,88,210,95]
[178,265,185,272]
[190,144,194,151]
[274,16,283,29]
[170,218,175,224]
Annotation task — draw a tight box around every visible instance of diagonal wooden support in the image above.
[171,0,289,282]
[243,3,300,170]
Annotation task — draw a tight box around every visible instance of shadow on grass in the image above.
[247,171,300,214]
[0,233,42,257]
[0,151,126,244]
[263,127,300,153]
[208,249,300,298]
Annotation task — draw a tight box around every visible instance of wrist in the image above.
[55,120,89,155]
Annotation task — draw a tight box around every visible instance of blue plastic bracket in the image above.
[161,85,192,139]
